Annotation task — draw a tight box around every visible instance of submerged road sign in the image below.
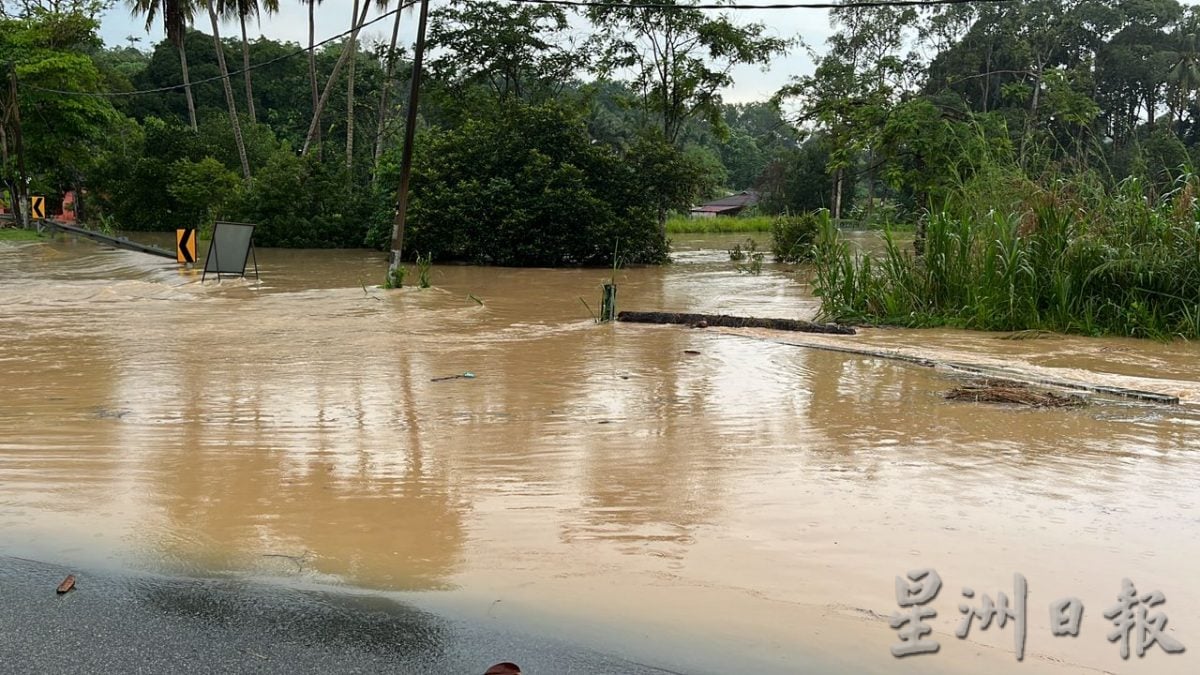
[202,221,258,281]
[176,228,196,264]
[30,196,45,220]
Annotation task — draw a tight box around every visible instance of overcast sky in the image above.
[98,2,837,104]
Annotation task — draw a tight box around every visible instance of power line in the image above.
[22,1,418,97]
[21,0,1016,98]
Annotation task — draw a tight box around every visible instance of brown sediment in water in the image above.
[1,232,1197,674]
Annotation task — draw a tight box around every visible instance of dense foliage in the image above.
[1,0,782,262]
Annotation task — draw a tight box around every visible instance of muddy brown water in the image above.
[2,231,1200,674]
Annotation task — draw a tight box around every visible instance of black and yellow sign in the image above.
[30,196,45,220]
[176,228,197,264]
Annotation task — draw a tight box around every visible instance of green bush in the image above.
[368,101,669,266]
[812,175,1200,339]
[770,211,825,262]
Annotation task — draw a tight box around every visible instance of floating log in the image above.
[617,311,856,335]
[945,380,1086,408]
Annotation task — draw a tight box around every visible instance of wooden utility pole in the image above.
[387,0,431,282]
[6,64,28,228]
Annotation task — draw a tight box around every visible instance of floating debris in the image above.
[56,575,76,595]
[618,311,855,335]
[996,330,1058,340]
[431,372,476,382]
[944,380,1086,408]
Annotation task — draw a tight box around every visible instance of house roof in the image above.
[690,190,759,211]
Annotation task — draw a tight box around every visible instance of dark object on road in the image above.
[617,311,855,335]
[56,575,76,595]
[683,350,701,355]
[485,663,521,674]
[944,380,1086,408]
[431,372,476,382]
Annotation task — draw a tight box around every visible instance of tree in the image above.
[128,0,199,131]
[300,0,370,156]
[201,0,250,180]
[217,0,279,125]
[299,0,322,154]
[373,101,669,266]
[587,0,789,145]
[428,0,583,102]
[373,0,404,168]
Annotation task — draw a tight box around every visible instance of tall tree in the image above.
[127,0,198,131]
[298,0,322,154]
[300,0,370,156]
[373,0,403,169]
[202,0,251,180]
[587,0,789,145]
[346,0,360,171]
[218,0,280,125]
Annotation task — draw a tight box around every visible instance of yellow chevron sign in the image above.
[177,228,197,264]
[30,196,45,220]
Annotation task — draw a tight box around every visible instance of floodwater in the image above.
[2,230,1200,674]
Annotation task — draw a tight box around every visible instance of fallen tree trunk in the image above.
[617,311,856,335]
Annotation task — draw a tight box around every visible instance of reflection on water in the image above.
[2,231,1199,674]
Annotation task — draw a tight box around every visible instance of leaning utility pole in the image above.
[6,64,28,228]
[386,0,430,284]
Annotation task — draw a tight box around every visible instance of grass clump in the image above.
[665,215,775,233]
[812,175,1200,340]
[0,228,43,241]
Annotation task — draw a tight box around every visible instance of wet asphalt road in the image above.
[0,557,683,675]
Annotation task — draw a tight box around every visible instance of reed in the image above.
[812,174,1200,340]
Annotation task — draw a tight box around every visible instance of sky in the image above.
[97,1,838,104]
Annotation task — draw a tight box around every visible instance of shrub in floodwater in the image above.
[385,265,408,289]
[811,174,1200,340]
[730,238,764,275]
[770,211,824,263]
[416,252,433,288]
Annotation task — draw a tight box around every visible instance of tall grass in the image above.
[813,175,1200,340]
[665,215,775,233]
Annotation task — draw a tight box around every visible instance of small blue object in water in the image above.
[463,372,476,379]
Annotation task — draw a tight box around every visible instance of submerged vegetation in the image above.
[665,215,774,234]
[813,175,1200,340]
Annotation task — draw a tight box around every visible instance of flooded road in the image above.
[2,231,1199,674]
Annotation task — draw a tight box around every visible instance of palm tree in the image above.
[301,0,372,156]
[218,0,280,125]
[202,0,252,180]
[373,0,404,171]
[127,0,198,131]
[299,0,324,155]
[1169,27,1200,126]
[346,0,360,171]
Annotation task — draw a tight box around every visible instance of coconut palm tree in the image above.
[1169,26,1200,126]
[299,0,323,154]
[301,0,372,156]
[202,0,252,180]
[373,0,404,171]
[127,0,198,131]
[346,0,360,171]
[218,0,280,125]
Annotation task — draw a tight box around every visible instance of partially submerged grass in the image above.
[812,175,1200,340]
[665,215,775,233]
[0,227,44,241]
